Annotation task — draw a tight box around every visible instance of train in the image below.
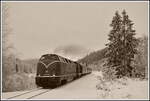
[35,54,92,88]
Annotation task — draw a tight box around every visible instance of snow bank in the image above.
[96,77,148,99]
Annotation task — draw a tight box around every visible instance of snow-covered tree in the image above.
[105,10,138,78]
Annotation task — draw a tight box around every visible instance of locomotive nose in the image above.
[37,61,59,76]
[44,69,50,76]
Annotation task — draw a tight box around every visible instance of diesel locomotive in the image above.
[35,54,92,88]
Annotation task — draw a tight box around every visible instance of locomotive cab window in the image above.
[68,60,71,63]
[65,58,69,63]
[40,54,59,61]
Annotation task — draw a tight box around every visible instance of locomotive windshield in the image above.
[40,54,59,61]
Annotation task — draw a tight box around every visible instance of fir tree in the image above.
[106,10,138,78]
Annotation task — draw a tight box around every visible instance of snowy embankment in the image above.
[95,71,148,99]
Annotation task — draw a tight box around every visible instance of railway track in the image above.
[5,81,72,99]
[5,77,84,99]
[6,88,51,99]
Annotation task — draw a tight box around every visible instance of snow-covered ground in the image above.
[2,88,38,99]
[109,79,148,99]
[2,71,148,99]
[32,72,100,99]
[96,72,148,99]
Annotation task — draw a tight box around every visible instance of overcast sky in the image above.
[4,2,148,60]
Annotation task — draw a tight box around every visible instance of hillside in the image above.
[78,48,107,65]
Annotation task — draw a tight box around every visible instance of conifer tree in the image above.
[106,10,138,78]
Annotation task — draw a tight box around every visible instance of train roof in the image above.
[41,54,57,57]
[40,54,76,64]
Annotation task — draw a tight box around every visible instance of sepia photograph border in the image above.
[0,0,149,100]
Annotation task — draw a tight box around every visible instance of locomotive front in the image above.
[35,54,61,88]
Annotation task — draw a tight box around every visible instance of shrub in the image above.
[2,73,36,92]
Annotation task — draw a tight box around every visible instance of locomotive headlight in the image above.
[52,74,56,77]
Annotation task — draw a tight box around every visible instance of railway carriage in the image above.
[35,54,92,88]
